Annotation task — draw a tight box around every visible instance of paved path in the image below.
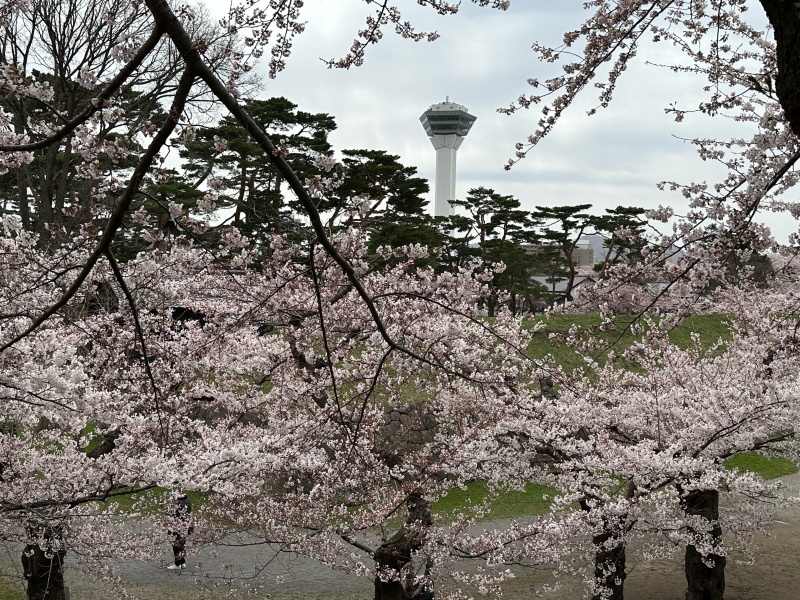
[2,472,800,599]
[2,531,372,600]
[113,531,372,599]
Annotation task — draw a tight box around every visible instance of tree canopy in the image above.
[3,2,800,600]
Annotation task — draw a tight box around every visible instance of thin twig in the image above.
[0,67,195,353]
[104,248,167,443]
[0,27,164,152]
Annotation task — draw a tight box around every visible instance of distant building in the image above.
[571,243,595,268]
[419,99,476,217]
[523,242,596,269]
[531,275,594,301]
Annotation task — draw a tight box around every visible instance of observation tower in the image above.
[419,99,476,217]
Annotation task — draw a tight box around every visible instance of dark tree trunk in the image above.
[682,489,725,600]
[374,493,432,600]
[591,529,626,600]
[16,168,30,230]
[580,498,628,600]
[487,290,497,317]
[374,576,406,600]
[760,1,800,138]
[22,543,67,600]
[563,246,576,302]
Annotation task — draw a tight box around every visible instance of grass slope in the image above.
[448,314,792,517]
[523,313,732,372]
[724,452,798,480]
[432,482,555,519]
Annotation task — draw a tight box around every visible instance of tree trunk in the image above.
[16,168,30,231]
[374,577,406,600]
[580,498,628,600]
[374,493,432,600]
[759,1,800,138]
[592,529,626,600]
[682,489,725,600]
[22,543,67,600]
[487,290,497,317]
[563,244,576,302]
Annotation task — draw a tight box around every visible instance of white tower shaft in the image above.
[431,135,464,216]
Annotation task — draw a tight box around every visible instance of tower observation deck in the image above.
[419,100,476,217]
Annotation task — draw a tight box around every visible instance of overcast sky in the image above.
[212,1,788,240]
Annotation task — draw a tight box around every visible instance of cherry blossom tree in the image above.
[0,217,543,598]
[0,2,527,599]
[502,1,800,287]
[442,285,800,600]
[4,2,800,600]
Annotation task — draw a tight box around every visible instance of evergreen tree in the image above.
[591,205,649,278]
[450,187,540,315]
[331,149,442,268]
[531,204,594,302]
[179,97,336,241]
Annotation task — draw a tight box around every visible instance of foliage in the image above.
[591,206,650,279]
[4,2,800,600]
[332,149,443,266]
[179,97,336,240]
[449,188,542,314]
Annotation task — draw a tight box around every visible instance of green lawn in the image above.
[724,452,798,479]
[432,482,555,519]
[522,313,731,372]
[429,450,798,523]
[92,487,205,518]
[0,581,24,600]
[666,314,733,348]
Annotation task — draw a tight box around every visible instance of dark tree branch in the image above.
[104,249,167,441]
[143,0,402,353]
[0,67,195,353]
[0,485,158,514]
[0,26,164,152]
